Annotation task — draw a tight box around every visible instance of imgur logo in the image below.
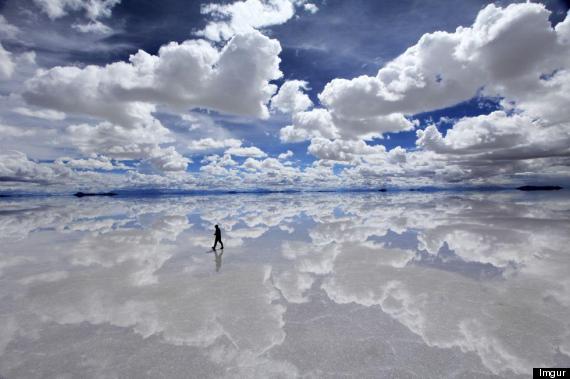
[534,368,569,378]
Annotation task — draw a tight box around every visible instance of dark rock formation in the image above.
[516,186,562,191]
[74,192,118,197]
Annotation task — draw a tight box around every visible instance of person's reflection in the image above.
[214,249,223,272]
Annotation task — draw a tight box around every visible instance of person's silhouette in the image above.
[212,224,224,250]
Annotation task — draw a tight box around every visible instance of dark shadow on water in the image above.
[206,248,224,273]
[214,250,223,273]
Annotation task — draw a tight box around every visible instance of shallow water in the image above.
[0,191,569,378]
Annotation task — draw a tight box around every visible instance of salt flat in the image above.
[0,191,569,378]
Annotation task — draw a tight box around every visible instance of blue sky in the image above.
[0,0,569,192]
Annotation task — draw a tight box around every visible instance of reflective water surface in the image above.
[1,192,569,378]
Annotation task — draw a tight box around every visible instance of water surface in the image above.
[1,192,569,378]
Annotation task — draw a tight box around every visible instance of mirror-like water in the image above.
[1,191,569,378]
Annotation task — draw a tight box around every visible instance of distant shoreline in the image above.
[0,186,566,198]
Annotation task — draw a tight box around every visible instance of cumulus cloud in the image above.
[32,0,121,21]
[24,31,282,122]
[225,146,268,158]
[72,20,113,34]
[278,2,570,187]
[303,3,318,14]
[281,108,415,142]
[13,107,66,121]
[197,0,301,42]
[67,119,171,157]
[417,111,570,160]
[270,80,313,114]
[188,138,242,153]
[21,30,282,174]
[308,138,386,162]
[239,157,301,185]
[0,15,19,39]
[278,150,293,160]
[202,154,238,170]
[280,108,338,142]
[66,120,191,172]
[146,146,191,172]
[194,151,343,190]
[0,43,14,79]
[56,155,130,171]
[32,0,120,33]
[0,151,70,185]
[3,1,570,191]
[319,3,569,119]
[0,124,36,138]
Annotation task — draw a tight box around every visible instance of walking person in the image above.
[212,224,224,250]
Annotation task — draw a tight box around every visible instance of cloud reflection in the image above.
[0,192,569,377]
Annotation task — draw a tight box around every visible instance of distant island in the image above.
[516,186,563,191]
[74,192,118,197]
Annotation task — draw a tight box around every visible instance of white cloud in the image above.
[32,0,120,34]
[281,108,415,142]
[0,151,70,185]
[201,154,238,171]
[67,119,172,159]
[319,3,568,120]
[308,138,386,162]
[65,121,191,173]
[0,124,36,138]
[242,157,263,171]
[21,30,282,174]
[197,0,298,42]
[417,111,570,160]
[24,30,282,122]
[411,110,570,185]
[146,146,191,173]
[56,155,130,171]
[225,146,268,158]
[303,3,318,14]
[278,150,293,160]
[0,43,14,79]
[0,15,19,39]
[270,80,313,114]
[3,1,570,191]
[72,20,113,34]
[387,146,407,164]
[279,124,310,143]
[13,107,66,121]
[278,2,570,187]
[188,138,242,153]
[280,108,338,142]
[32,0,121,21]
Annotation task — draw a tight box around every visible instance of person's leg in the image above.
[213,239,218,249]
[220,239,224,249]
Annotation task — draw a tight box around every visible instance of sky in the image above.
[0,0,569,193]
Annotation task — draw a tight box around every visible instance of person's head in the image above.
[215,224,219,229]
